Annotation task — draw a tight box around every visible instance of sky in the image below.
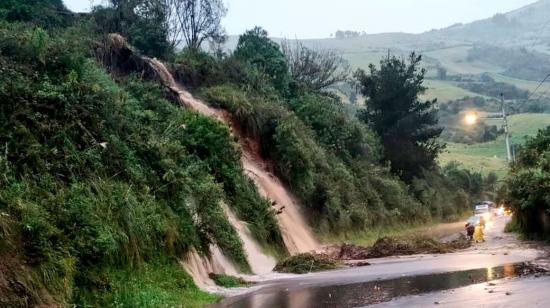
[64,0,539,38]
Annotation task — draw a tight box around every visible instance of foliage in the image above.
[458,73,529,100]
[0,0,73,29]
[208,273,251,288]
[467,45,550,81]
[500,126,550,238]
[173,48,257,89]
[281,40,350,91]
[76,261,219,307]
[0,20,292,305]
[173,0,227,50]
[355,53,444,180]
[274,253,341,274]
[91,1,173,58]
[234,27,291,94]
[286,93,380,163]
[199,85,434,231]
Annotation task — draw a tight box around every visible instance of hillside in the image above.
[0,1,493,306]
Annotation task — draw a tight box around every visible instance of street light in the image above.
[464,113,479,125]
[462,94,514,162]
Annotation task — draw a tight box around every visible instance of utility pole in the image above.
[501,93,513,162]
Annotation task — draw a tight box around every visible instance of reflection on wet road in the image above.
[211,263,545,308]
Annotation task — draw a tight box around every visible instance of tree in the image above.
[233,27,290,94]
[171,0,227,50]
[500,126,550,236]
[0,0,73,28]
[281,40,350,91]
[93,0,172,58]
[355,53,444,180]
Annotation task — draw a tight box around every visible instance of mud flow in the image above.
[212,262,547,308]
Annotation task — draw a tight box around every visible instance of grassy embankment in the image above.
[321,215,470,246]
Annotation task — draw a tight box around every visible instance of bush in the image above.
[198,85,439,232]
[208,273,251,288]
[0,22,295,304]
[499,126,550,238]
[75,261,219,308]
[274,253,341,274]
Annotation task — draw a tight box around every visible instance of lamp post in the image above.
[463,93,514,163]
[500,94,513,162]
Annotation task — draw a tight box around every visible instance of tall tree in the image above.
[173,0,227,50]
[355,53,444,180]
[281,40,350,91]
[94,0,172,58]
[233,27,290,94]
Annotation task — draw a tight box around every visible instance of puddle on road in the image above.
[212,263,546,308]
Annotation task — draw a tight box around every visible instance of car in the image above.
[466,215,481,226]
[474,203,493,221]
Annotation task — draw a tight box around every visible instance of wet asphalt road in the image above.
[210,216,547,308]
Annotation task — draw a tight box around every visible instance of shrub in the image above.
[274,253,341,274]
[500,126,550,238]
[208,273,251,288]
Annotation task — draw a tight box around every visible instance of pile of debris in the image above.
[274,253,342,274]
[328,234,472,261]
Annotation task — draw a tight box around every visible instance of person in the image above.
[473,223,485,243]
[465,222,475,240]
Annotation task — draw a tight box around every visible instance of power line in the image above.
[517,18,550,103]
[526,71,550,101]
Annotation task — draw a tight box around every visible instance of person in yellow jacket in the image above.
[473,224,485,243]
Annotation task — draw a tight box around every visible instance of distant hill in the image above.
[224,0,550,175]
[425,0,550,50]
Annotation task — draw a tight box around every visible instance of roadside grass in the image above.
[209,274,251,288]
[76,261,220,308]
[321,215,470,247]
[439,113,550,176]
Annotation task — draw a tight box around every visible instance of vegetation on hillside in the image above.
[0,0,505,306]
[0,6,283,305]
[355,53,443,181]
[500,126,550,238]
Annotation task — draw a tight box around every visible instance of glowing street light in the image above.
[464,113,478,125]
[462,94,514,162]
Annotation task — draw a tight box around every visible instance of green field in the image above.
[423,45,504,75]
[439,113,550,176]
[422,79,486,102]
[489,73,550,97]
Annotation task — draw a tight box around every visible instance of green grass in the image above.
[209,273,250,288]
[77,261,220,308]
[423,45,504,75]
[439,113,550,176]
[321,212,470,247]
[342,50,392,69]
[422,79,486,102]
[489,73,550,97]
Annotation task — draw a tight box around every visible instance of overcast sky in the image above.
[64,0,539,38]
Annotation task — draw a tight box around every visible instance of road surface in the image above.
[211,216,549,307]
